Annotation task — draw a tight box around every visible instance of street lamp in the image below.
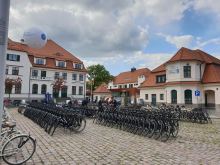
[0,0,47,129]
[90,73,94,103]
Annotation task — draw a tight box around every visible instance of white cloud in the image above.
[157,33,194,48]
[8,0,191,59]
[124,51,172,70]
[193,0,220,16]
[196,38,220,47]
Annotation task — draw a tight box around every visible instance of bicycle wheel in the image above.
[2,134,36,165]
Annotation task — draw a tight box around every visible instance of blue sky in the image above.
[9,0,220,76]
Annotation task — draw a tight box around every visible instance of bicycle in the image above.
[0,115,36,165]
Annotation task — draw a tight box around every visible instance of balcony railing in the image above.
[31,76,52,81]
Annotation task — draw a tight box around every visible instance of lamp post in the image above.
[0,0,10,130]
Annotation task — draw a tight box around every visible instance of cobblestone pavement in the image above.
[1,108,220,165]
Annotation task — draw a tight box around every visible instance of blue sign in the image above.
[195,90,200,96]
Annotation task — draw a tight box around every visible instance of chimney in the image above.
[131,67,136,72]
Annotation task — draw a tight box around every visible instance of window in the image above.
[32,70,38,77]
[32,84,38,94]
[72,86,76,95]
[41,84,47,94]
[119,85,122,88]
[54,72,60,79]
[15,84,21,94]
[156,75,166,83]
[57,61,65,67]
[145,94,148,100]
[7,54,20,61]
[185,90,192,104]
[12,67,19,75]
[72,74,77,80]
[75,63,82,69]
[35,58,45,65]
[41,71,46,78]
[129,84,133,88]
[79,86,83,95]
[79,74,84,81]
[160,94,164,100]
[62,72,67,80]
[5,66,8,74]
[124,85,127,88]
[184,65,191,78]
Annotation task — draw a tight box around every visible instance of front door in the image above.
[151,94,156,106]
[171,90,177,104]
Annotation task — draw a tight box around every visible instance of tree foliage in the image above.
[5,77,22,99]
[87,64,113,90]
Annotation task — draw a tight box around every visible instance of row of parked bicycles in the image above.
[145,104,212,124]
[21,102,86,136]
[94,108,180,142]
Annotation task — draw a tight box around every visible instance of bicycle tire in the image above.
[2,134,36,165]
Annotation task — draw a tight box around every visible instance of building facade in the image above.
[108,67,150,103]
[140,47,220,108]
[5,39,86,103]
[93,84,111,102]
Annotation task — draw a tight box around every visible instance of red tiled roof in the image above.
[7,39,86,72]
[167,47,220,65]
[202,64,220,84]
[152,62,166,73]
[27,40,82,63]
[113,68,151,84]
[140,71,166,87]
[93,84,111,94]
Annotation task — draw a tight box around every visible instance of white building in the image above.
[5,39,86,103]
[139,47,220,109]
[108,67,151,103]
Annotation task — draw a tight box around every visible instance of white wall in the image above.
[140,87,166,104]
[166,61,205,82]
[4,50,32,99]
[165,85,203,104]
[30,68,86,99]
[203,84,220,105]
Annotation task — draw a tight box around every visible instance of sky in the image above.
[8,0,220,76]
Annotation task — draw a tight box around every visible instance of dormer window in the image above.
[156,75,166,83]
[56,61,66,68]
[74,63,83,69]
[35,58,45,65]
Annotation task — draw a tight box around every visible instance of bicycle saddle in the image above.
[2,121,16,129]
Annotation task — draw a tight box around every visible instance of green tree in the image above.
[51,78,66,98]
[87,64,113,90]
[5,77,22,99]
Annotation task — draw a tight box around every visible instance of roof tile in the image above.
[113,68,151,84]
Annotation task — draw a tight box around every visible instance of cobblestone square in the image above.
[1,108,220,165]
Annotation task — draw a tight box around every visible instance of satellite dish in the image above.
[23,27,47,49]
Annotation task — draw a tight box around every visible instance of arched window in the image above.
[185,89,192,104]
[32,84,38,94]
[41,84,47,94]
[171,90,177,104]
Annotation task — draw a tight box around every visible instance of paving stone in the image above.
[0,108,220,165]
